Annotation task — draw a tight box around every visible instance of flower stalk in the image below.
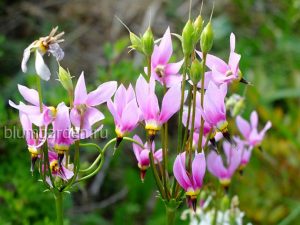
[54,191,64,225]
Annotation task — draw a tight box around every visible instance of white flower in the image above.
[21,26,64,81]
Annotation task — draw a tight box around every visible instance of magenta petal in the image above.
[86,81,117,106]
[132,135,143,162]
[173,152,192,191]
[139,149,151,166]
[159,84,181,123]
[120,100,139,132]
[158,27,172,65]
[53,102,70,131]
[207,151,227,179]
[136,75,150,115]
[70,108,81,128]
[236,115,251,139]
[18,85,40,106]
[74,72,88,105]
[192,152,206,188]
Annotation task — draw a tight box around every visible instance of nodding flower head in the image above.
[147,27,184,87]
[197,33,242,86]
[207,141,242,189]
[135,75,182,141]
[107,84,141,146]
[173,152,206,211]
[236,110,272,148]
[21,26,65,81]
[9,84,56,127]
[70,72,117,139]
[132,135,162,182]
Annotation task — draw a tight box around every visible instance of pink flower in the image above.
[135,75,181,140]
[147,27,183,87]
[19,110,47,172]
[48,151,74,182]
[197,33,241,86]
[207,141,242,187]
[9,84,56,126]
[70,72,117,138]
[173,152,206,211]
[107,84,140,141]
[132,135,162,182]
[236,110,272,148]
[201,82,230,140]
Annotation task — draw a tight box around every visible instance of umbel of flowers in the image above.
[10,5,271,225]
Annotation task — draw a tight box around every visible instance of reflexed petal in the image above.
[250,111,258,129]
[164,74,182,88]
[173,152,192,191]
[48,43,64,61]
[151,45,160,68]
[85,107,105,127]
[228,52,241,75]
[87,81,117,106]
[164,60,184,75]
[158,27,172,65]
[53,102,70,131]
[107,100,120,124]
[197,51,228,73]
[35,51,51,81]
[207,151,227,179]
[230,33,236,52]
[114,84,127,115]
[261,121,272,134]
[136,75,149,114]
[159,84,181,123]
[192,152,206,188]
[154,149,163,163]
[139,149,151,166]
[132,135,143,161]
[236,115,251,139]
[18,84,40,106]
[61,167,74,180]
[70,108,81,128]
[74,72,88,105]
[21,44,34,73]
[19,112,34,145]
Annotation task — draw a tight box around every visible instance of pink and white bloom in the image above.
[9,84,56,127]
[21,27,64,81]
[201,82,229,137]
[135,75,181,140]
[19,111,47,172]
[107,84,140,140]
[236,110,272,148]
[132,135,162,182]
[173,152,206,211]
[48,151,74,181]
[197,33,241,86]
[147,27,183,87]
[207,141,242,187]
[70,73,117,138]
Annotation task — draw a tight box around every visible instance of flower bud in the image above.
[232,98,245,117]
[220,195,230,211]
[190,58,203,84]
[142,27,154,56]
[129,32,142,52]
[182,20,195,56]
[200,21,214,53]
[193,15,203,43]
[58,65,73,92]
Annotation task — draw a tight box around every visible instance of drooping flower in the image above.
[21,26,64,81]
[132,135,162,182]
[207,141,242,188]
[19,110,47,172]
[147,27,184,87]
[200,82,230,140]
[173,152,206,211]
[135,75,181,140]
[236,110,272,149]
[107,84,140,146]
[197,33,243,86]
[47,151,74,183]
[51,102,74,166]
[9,84,56,127]
[70,72,117,138]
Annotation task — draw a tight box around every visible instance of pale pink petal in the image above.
[159,84,181,123]
[236,115,251,139]
[132,135,143,161]
[139,149,151,166]
[61,167,74,180]
[87,81,117,106]
[120,100,139,132]
[74,72,88,105]
[158,27,172,65]
[18,84,40,106]
[35,51,51,81]
[250,111,258,129]
[114,84,127,116]
[85,107,105,128]
[151,45,160,68]
[21,43,34,73]
[230,33,236,52]
[173,152,192,191]
[228,52,241,75]
[164,60,184,75]
[136,75,149,115]
[154,149,163,163]
[107,100,120,124]
[192,152,206,188]
[207,151,227,179]
[197,51,228,73]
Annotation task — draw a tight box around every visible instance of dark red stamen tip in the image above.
[115,137,123,149]
[30,156,38,173]
[58,153,64,168]
[140,169,147,183]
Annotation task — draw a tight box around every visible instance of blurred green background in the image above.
[1,0,300,224]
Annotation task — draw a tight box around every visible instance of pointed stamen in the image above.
[30,155,38,173]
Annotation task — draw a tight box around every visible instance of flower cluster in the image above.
[10,9,272,225]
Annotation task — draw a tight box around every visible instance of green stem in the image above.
[166,206,176,225]
[177,56,189,153]
[197,53,207,153]
[54,191,64,225]
[79,143,103,173]
[188,84,197,170]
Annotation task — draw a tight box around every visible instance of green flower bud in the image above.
[232,98,245,117]
[129,32,142,52]
[193,15,203,43]
[220,195,230,211]
[190,58,203,84]
[142,27,154,56]
[182,20,195,56]
[200,21,214,53]
[58,65,73,92]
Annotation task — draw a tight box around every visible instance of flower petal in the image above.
[18,84,40,106]
[35,51,51,81]
[74,72,88,105]
[192,152,206,188]
[158,27,172,65]
[236,115,251,139]
[173,152,192,191]
[87,81,117,106]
